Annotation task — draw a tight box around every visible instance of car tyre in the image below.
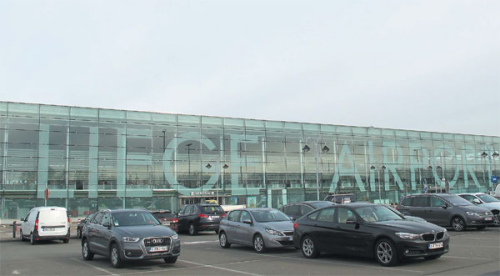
[163,256,178,264]
[63,238,69,244]
[30,232,36,245]
[451,216,466,232]
[253,234,266,253]
[110,243,123,268]
[20,230,26,241]
[493,214,500,226]
[424,254,442,260]
[219,231,231,248]
[301,236,319,258]
[188,223,198,236]
[82,239,94,260]
[375,238,398,266]
[77,228,82,239]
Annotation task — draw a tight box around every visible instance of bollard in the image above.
[13,220,16,238]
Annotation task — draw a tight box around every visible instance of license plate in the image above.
[428,242,443,249]
[287,236,293,241]
[211,216,219,219]
[44,227,54,231]
[485,217,493,221]
[149,246,168,252]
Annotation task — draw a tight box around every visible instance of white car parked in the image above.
[20,206,70,244]
[458,193,500,226]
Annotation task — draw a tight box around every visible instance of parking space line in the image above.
[70,258,120,276]
[180,259,264,276]
[263,253,424,274]
[182,240,219,245]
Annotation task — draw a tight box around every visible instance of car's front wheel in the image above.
[301,236,319,258]
[253,234,266,253]
[451,216,466,232]
[163,256,178,263]
[110,243,123,268]
[77,228,82,239]
[375,238,398,266]
[82,239,94,260]
[493,214,500,226]
[20,230,26,241]
[188,224,198,236]
[219,231,231,248]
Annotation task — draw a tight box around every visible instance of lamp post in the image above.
[370,165,385,203]
[222,164,229,203]
[186,143,193,187]
[414,149,422,192]
[162,130,166,187]
[481,151,488,187]
[428,166,436,192]
[303,138,330,201]
[493,152,499,176]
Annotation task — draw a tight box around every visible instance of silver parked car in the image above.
[458,193,500,226]
[218,208,295,253]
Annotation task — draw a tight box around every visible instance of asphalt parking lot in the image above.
[0,225,499,276]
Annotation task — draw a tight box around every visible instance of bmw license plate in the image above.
[428,242,443,250]
[149,246,168,252]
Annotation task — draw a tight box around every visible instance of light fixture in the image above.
[481,151,488,158]
[321,145,330,154]
[205,163,212,169]
[302,145,311,152]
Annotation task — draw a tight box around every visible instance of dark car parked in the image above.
[177,204,225,235]
[151,210,178,232]
[81,209,180,268]
[77,213,96,239]
[280,201,335,220]
[398,193,494,231]
[293,203,449,266]
[324,193,356,204]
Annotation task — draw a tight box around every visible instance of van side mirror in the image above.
[20,218,25,222]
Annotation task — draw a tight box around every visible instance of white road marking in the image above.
[180,259,264,276]
[182,240,219,245]
[70,258,120,276]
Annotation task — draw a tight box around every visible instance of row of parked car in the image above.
[19,191,499,269]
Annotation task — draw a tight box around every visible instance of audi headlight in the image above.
[171,234,179,240]
[466,211,480,217]
[123,237,140,242]
[265,228,284,236]
[395,232,420,240]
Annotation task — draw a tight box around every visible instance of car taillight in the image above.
[172,218,178,223]
[35,219,39,231]
[68,217,71,223]
[221,213,226,217]
[199,214,209,218]
[293,222,298,230]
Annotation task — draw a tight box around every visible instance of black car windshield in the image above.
[112,212,161,227]
[355,206,403,222]
[477,194,500,203]
[442,195,474,206]
[250,209,290,222]
[308,202,334,209]
[201,206,225,214]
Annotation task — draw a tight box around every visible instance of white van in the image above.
[20,206,70,245]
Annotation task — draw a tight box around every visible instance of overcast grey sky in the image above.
[1,1,499,136]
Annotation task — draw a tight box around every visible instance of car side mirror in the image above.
[103,221,111,228]
[242,219,252,224]
[441,204,448,209]
[289,216,295,221]
[20,218,25,222]
[472,199,481,204]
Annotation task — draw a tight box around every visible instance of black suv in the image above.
[398,194,494,231]
[81,209,181,268]
[280,201,335,220]
[177,204,225,235]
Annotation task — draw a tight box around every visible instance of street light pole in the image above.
[481,151,488,187]
[303,139,330,201]
[186,143,192,187]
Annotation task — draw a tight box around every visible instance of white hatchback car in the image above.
[20,206,70,244]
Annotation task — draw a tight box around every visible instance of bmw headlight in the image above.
[395,232,420,240]
[171,234,179,240]
[466,211,480,217]
[123,237,140,242]
[265,228,284,236]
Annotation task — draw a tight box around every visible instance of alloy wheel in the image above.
[376,241,394,265]
[302,237,315,257]
[452,217,465,231]
[253,235,265,253]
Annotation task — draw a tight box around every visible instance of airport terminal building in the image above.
[1,102,499,219]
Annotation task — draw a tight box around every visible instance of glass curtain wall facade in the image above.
[1,102,499,219]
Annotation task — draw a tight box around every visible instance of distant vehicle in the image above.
[458,193,500,226]
[384,205,427,223]
[293,203,449,266]
[20,206,70,245]
[280,201,335,221]
[77,213,96,239]
[398,193,494,231]
[324,193,356,204]
[150,210,178,232]
[81,209,180,268]
[218,208,295,253]
[177,204,225,235]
